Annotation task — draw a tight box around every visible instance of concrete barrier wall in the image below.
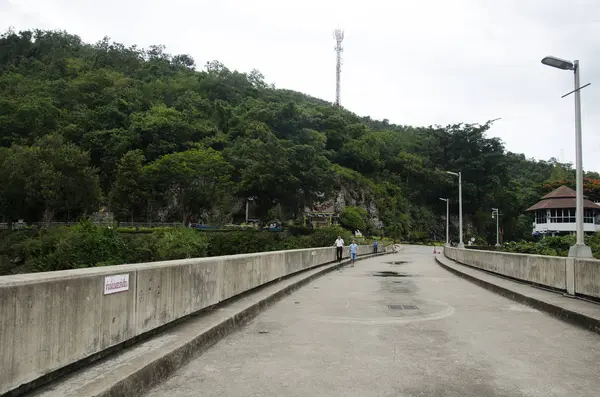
[0,244,381,395]
[444,247,567,289]
[444,247,600,299]
[574,259,600,298]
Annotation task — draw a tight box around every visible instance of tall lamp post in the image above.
[541,55,593,258]
[446,171,464,248]
[491,208,500,247]
[439,198,450,246]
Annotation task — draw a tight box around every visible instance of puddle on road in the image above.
[372,271,412,278]
[385,261,409,265]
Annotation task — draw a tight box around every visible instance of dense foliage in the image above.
[475,234,600,259]
[1,28,599,247]
[0,222,361,274]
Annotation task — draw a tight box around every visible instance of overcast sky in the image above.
[2,0,600,170]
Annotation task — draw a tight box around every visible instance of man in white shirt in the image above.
[334,235,344,262]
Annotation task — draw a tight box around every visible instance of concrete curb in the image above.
[435,255,600,336]
[27,250,391,397]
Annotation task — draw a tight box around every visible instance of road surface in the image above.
[143,246,600,397]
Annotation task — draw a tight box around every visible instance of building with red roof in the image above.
[526,185,600,236]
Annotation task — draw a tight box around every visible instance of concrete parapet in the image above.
[0,244,380,395]
[444,246,600,300]
[574,259,600,298]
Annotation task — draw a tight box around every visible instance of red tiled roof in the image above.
[526,185,600,211]
[541,185,576,199]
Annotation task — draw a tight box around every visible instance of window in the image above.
[549,209,576,223]
[535,211,547,224]
[584,209,595,224]
[547,209,595,223]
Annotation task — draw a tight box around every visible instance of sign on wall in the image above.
[104,274,130,295]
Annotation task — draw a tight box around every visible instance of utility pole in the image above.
[492,208,500,247]
[446,171,464,248]
[439,198,450,246]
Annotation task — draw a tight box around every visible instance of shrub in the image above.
[206,230,279,256]
[1,223,378,273]
[500,235,573,257]
[24,220,127,272]
[309,226,352,247]
[153,227,209,260]
[0,230,33,274]
[287,225,312,236]
[338,207,368,232]
[121,232,159,263]
[409,231,428,243]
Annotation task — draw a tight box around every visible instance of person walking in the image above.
[334,235,344,262]
[349,239,358,266]
[373,239,378,253]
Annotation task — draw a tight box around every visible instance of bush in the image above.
[117,226,170,234]
[206,230,280,256]
[153,227,209,260]
[0,230,33,275]
[1,223,378,274]
[24,220,127,272]
[339,207,368,232]
[287,225,312,236]
[500,235,574,257]
[409,231,428,243]
[121,232,158,263]
[309,226,353,247]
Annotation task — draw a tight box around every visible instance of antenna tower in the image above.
[334,29,344,107]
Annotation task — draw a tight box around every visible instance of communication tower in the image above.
[334,29,344,107]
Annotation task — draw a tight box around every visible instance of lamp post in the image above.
[491,208,500,247]
[446,171,464,248]
[541,55,593,258]
[439,198,450,246]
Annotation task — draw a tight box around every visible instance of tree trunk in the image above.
[43,208,55,227]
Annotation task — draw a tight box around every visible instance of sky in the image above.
[2,0,600,170]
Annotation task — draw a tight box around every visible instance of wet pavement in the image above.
[143,246,600,397]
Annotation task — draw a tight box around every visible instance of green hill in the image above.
[0,28,575,243]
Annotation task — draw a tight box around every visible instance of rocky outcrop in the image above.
[334,186,383,229]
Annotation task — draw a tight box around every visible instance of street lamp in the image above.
[446,171,464,248]
[491,208,500,247]
[541,55,593,258]
[439,198,450,246]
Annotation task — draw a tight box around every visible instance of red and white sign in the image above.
[104,274,130,295]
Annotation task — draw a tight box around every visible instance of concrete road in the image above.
[143,246,600,397]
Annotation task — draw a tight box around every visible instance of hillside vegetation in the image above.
[1,28,596,248]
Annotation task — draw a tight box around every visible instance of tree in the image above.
[225,130,298,218]
[30,134,100,223]
[143,148,233,224]
[1,27,595,244]
[0,135,99,225]
[0,145,37,228]
[109,150,147,222]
